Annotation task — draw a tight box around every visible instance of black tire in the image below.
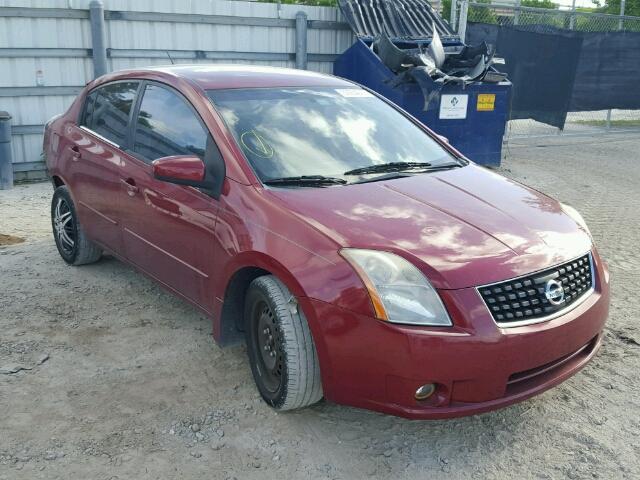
[51,186,102,266]
[244,275,323,410]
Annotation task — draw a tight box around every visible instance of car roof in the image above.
[119,64,356,90]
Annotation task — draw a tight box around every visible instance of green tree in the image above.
[592,0,640,15]
[591,0,640,31]
[442,0,453,24]
[468,0,498,24]
[521,0,559,8]
[520,0,559,10]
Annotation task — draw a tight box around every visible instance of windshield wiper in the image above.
[263,175,348,187]
[344,161,462,176]
[352,172,411,184]
[343,162,433,176]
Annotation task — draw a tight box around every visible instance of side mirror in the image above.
[152,155,206,187]
[436,134,449,144]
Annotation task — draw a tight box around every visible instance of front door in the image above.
[119,83,220,313]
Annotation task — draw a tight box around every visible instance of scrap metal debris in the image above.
[340,0,453,39]
[373,26,507,110]
[337,0,507,111]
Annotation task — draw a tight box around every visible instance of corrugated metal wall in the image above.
[0,0,353,177]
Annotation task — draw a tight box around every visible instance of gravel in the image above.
[1,132,638,479]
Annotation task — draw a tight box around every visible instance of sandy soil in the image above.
[1,133,639,479]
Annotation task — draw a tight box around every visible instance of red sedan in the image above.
[44,65,609,419]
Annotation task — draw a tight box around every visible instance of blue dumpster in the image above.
[334,0,511,166]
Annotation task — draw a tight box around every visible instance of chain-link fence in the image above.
[462,3,640,32]
[451,2,640,137]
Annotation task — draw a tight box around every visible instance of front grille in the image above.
[478,253,594,326]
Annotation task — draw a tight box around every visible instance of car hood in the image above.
[268,164,592,289]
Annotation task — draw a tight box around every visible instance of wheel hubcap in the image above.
[54,198,75,254]
[255,302,283,393]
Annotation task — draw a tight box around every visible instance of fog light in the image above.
[415,383,436,401]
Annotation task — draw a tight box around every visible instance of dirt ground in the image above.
[1,133,639,479]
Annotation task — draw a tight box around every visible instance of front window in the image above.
[207,87,460,184]
[133,84,207,162]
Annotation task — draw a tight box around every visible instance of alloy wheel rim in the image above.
[54,198,75,255]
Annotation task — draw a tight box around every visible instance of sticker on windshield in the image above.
[240,129,274,158]
[336,89,374,98]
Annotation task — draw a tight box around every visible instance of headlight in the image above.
[561,203,592,238]
[340,249,452,326]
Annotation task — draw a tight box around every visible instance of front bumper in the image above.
[304,251,610,419]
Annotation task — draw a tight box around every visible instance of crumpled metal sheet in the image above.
[427,21,445,69]
[374,32,421,73]
[373,32,500,81]
[338,0,457,40]
[373,31,507,110]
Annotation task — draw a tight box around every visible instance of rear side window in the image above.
[133,84,207,162]
[81,90,97,127]
[82,81,139,147]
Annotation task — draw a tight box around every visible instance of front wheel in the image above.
[51,186,102,266]
[244,275,323,411]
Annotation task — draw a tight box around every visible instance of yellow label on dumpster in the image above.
[477,94,496,112]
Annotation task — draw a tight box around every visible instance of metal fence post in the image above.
[89,0,108,78]
[514,0,521,26]
[0,112,13,190]
[607,0,626,128]
[295,11,308,70]
[457,0,468,42]
[569,0,576,30]
[451,0,458,31]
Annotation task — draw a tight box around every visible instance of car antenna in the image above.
[166,51,175,65]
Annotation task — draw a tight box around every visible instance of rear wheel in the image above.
[51,186,102,265]
[244,275,323,410]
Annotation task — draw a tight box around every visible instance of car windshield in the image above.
[207,87,459,184]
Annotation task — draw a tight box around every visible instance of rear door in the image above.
[118,82,220,313]
[66,81,140,252]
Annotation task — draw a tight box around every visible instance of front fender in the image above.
[213,184,377,319]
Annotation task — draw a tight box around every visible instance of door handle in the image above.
[69,145,81,161]
[121,178,139,196]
